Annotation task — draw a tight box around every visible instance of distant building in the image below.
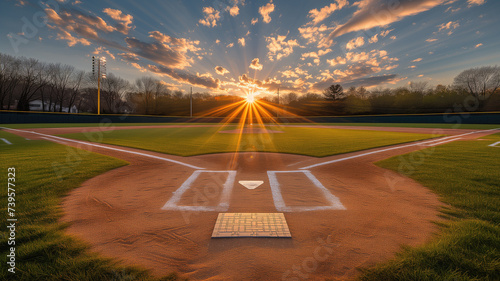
[28,100,78,113]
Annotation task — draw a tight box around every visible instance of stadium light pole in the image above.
[92,56,106,115]
[276,87,280,118]
[190,87,193,118]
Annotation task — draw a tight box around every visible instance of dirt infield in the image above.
[6,126,498,280]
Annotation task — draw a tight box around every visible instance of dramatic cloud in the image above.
[249,58,263,70]
[306,0,348,25]
[437,20,459,35]
[149,64,222,90]
[322,49,398,87]
[323,0,446,46]
[298,24,332,44]
[215,66,230,75]
[199,7,220,27]
[103,8,134,34]
[93,46,115,60]
[259,1,275,23]
[124,31,200,69]
[56,28,90,46]
[346,36,365,50]
[312,74,400,91]
[45,8,118,47]
[467,0,485,7]
[265,34,301,61]
[226,5,240,17]
[118,52,140,62]
[301,49,331,65]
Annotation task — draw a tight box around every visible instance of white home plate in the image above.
[211,213,292,238]
[239,180,264,189]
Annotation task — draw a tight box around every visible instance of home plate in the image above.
[211,213,292,238]
[239,180,264,189]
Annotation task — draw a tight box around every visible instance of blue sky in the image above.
[1,0,499,96]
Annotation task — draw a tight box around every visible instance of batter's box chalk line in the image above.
[488,141,500,147]
[267,170,346,212]
[161,170,236,212]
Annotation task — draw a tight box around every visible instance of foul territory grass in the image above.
[0,131,178,281]
[58,126,439,157]
[2,123,499,129]
[360,133,500,280]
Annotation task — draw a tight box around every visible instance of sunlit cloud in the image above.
[148,64,223,90]
[238,37,246,46]
[103,8,134,34]
[298,24,332,45]
[55,28,91,46]
[259,1,275,23]
[215,66,230,75]
[199,6,220,27]
[322,0,447,46]
[93,46,115,60]
[426,38,438,42]
[346,36,365,50]
[226,5,240,17]
[265,34,301,61]
[249,58,263,70]
[306,0,348,25]
[251,18,258,25]
[475,43,483,48]
[412,58,423,62]
[468,0,485,7]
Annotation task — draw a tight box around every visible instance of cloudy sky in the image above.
[1,0,499,96]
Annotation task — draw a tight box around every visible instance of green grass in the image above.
[311,123,500,130]
[1,123,207,129]
[2,122,499,129]
[360,133,500,281]
[59,126,439,157]
[0,131,179,281]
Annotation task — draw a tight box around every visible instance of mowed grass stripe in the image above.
[59,126,440,157]
[360,134,500,280]
[0,131,178,281]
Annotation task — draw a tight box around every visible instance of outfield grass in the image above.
[59,126,439,157]
[2,122,499,129]
[360,133,500,280]
[0,131,178,281]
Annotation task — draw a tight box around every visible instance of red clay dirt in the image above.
[6,126,497,281]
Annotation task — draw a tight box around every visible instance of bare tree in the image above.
[0,54,21,109]
[283,92,298,105]
[135,76,157,114]
[17,58,47,111]
[48,63,75,112]
[101,73,130,113]
[453,66,500,98]
[323,84,344,100]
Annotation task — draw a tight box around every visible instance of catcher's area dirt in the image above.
[8,126,496,280]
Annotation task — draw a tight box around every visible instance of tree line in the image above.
[1,52,499,116]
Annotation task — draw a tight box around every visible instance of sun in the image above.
[246,94,255,104]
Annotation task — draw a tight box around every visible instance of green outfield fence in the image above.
[1,110,500,124]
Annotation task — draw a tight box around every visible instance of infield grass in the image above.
[0,131,178,281]
[58,126,440,157]
[360,133,500,280]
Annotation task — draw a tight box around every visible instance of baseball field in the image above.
[1,123,499,280]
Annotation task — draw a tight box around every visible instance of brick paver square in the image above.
[211,213,292,238]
